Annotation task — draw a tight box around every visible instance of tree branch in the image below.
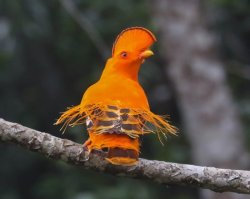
[0,118,249,194]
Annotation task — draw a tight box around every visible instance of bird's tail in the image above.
[85,132,139,166]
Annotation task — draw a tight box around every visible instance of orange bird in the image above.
[55,27,177,166]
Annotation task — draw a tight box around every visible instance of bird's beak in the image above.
[140,50,154,59]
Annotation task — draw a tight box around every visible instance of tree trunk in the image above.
[150,0,249,198]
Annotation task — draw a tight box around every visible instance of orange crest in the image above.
[112,27,157,57]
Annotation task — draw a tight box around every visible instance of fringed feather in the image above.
[55,103,177,141]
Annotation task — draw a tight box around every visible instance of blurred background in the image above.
[0,0,250,199]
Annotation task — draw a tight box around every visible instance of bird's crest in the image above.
[112,27,157,57]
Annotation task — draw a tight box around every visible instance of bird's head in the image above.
[102,27,156,81]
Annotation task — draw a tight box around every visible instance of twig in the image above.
[0,118,250,194]
[227,62,250,80]
[59,0,109,60]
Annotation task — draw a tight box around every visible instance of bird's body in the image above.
[55,27,177,166]
[82,70,149,109]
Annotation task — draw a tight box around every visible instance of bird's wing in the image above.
[86,105,145,138]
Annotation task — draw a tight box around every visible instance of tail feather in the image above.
[106,148,139,166]
[86,132,139,166]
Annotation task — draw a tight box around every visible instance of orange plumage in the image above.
[55,27,177,166]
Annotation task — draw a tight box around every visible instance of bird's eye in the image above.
[120,51,128,58]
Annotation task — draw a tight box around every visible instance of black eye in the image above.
[120,51,128,58]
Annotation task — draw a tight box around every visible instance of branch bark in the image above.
[0,118,250,194]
